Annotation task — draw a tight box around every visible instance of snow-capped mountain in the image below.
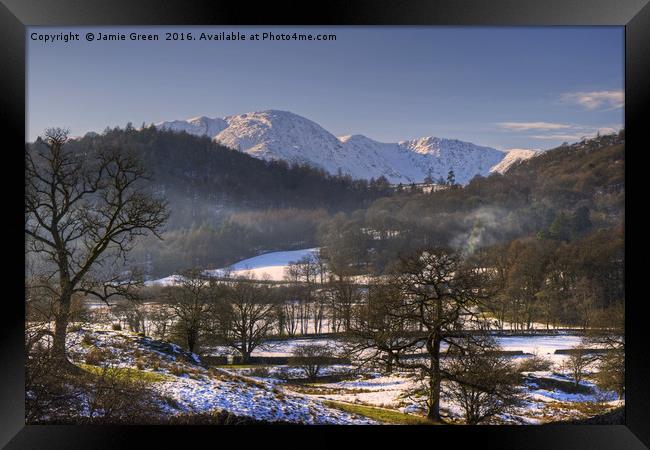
[489,149,538,174]
[156,110,535,184]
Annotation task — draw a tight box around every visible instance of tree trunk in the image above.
[427,372,442,422]
[51,291,81,373]
[241,350,251,363]
[52,293,71,363]
[187,330,197,354]
[385,353,394,374]
[427,336,442,422]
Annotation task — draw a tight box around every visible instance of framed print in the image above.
[2,0,648,448]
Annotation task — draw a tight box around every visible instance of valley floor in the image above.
[27,326,623,425]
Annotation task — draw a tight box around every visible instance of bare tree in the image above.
[444,337,522,424]
[595,348,624,399]
[356,248,493,422]
[347,281,409,374]
[282,299,300,337]
[561,345,597,388]
[585,305,624,398]
[330,276,361,333]
[25,128,168,366]
[213,277,276,362]
[148,304,174,340]
[112,280,148,334]
[167,270,218,353]
[286,255,319,334]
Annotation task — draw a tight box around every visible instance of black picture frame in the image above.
[2,0,647,448]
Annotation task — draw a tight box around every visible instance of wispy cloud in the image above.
[560,90,624,111]
[530,133,587,141]
[497,121,571,131]
[530,126,620,142]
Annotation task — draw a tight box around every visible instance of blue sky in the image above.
[27,26,624,149]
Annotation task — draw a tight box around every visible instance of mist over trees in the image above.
[29,126,392,277]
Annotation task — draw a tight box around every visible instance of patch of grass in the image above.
[323,401,434,425]
[78,363,171,383]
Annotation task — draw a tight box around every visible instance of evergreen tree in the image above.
[447,169,456,186]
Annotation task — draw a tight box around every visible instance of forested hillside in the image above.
[33,126,392,275]
[323,131,624,273]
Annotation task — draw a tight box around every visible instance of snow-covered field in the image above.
[40,326,621,425]
[215,334,623,424]
[146,248,319,285]
[204,248,319,281]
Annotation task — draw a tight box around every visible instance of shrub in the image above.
[169,364,186,377]
[518,353,554,372]
[291,343,334,379]
[27,349,164,424]
[111,323,122,331]
[85,347,109,366]
[83,364,164,422]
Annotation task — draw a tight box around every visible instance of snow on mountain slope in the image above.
[490,148,538,174]
[398,137,506,183]
[213,111,347,173]
[156,110,536,184]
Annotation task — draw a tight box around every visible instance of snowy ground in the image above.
[216,334,623,424]
[56,326,375,424]
[40,326,621,425]
[205,248,319,281]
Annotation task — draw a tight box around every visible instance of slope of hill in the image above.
[28,326,376,424]
[156,110,536,184]
[323,132,624,272]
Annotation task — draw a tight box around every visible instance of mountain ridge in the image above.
[156,109,537,184]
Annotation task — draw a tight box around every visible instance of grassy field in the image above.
[78,363,171,382]
[323,400,435,425]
